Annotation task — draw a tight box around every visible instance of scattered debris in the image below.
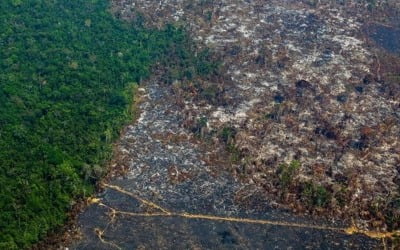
[73,1,400,248]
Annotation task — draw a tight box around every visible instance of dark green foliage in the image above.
[218,127,241,163]
[301,182,331,208]
[226,143,241,163]
[160,33,220,84]
[0,0,205,248]
[334,186,348,207]
[192,117,208,136]
[220,127,236,144]
[277,160,301,189]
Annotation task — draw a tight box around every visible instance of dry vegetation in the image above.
[111,0,400,232]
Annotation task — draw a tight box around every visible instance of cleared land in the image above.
[71,1,399,249]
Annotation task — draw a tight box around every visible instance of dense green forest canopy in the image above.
[0,0,215,248]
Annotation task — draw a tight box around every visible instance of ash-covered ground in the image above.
[72,80,380,249]
[72,0,399,249]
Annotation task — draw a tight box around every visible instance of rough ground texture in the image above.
[72,0,400,249]
[72,82,380,249]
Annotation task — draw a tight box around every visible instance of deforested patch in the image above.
[107,0,400,236]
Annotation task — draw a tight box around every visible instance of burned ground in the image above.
[72,0,400,249]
